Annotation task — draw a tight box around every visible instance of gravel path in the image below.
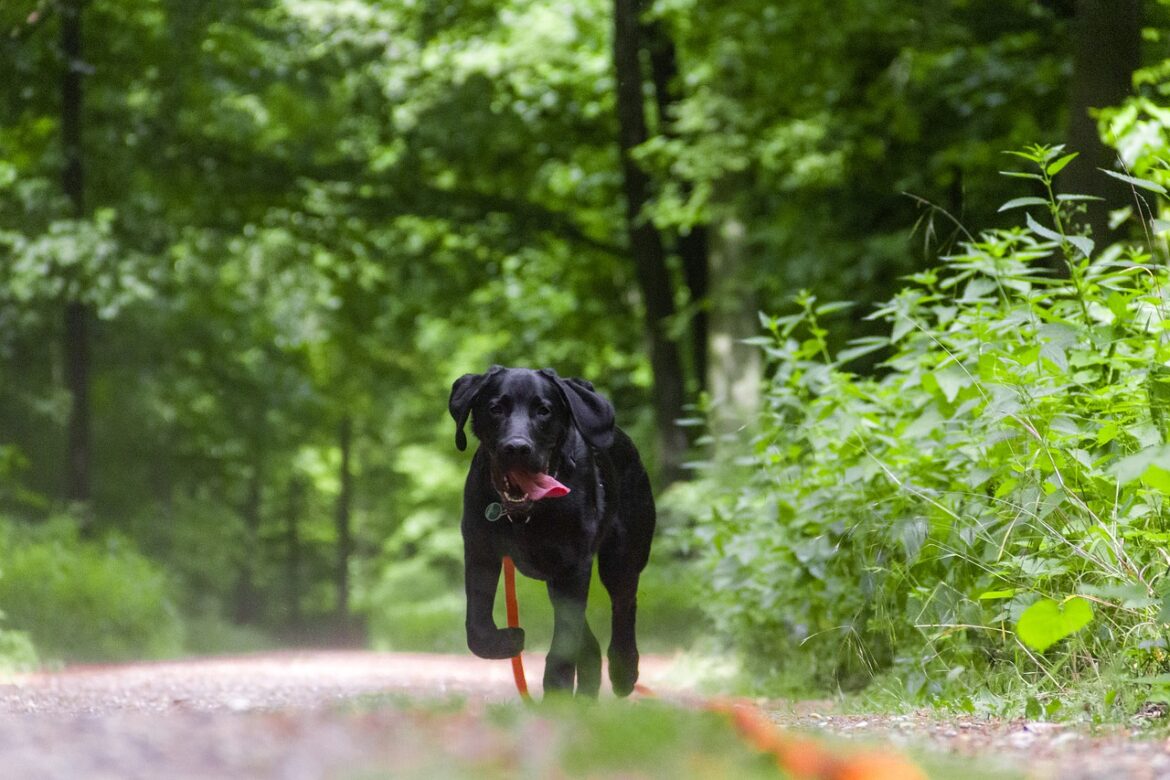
[1,651,1169,779]
[0,651,673,779]
[767,706,1170,780]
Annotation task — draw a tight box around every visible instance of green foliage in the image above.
[0,517,183,662]
[0,560,37,674]
[697,150,1170,702]
[0,0,1163,663]
[0,625,37,674]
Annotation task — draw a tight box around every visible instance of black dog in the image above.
[449,366,655,697]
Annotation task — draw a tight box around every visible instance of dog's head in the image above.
[449,366,615,506]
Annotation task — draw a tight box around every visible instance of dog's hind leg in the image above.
[600,458,656,697]
[599,529,644,697]
[599,568,640,697]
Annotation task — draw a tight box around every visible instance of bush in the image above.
[698,147,1170,702]
[0,517,184,662]
[0,615,37,674]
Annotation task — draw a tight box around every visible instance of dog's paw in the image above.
[467,626,525,660]
[542,656,576,695]
[608,647,639,697]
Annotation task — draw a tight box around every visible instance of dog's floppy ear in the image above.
[449,365,504,451]
[539,369,615,450]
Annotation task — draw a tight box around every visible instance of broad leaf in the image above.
[1017,597,1094,652]
[1111,445,1170,485]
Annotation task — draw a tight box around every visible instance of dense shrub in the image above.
[0,517,184,662]
[698,147,1170,700]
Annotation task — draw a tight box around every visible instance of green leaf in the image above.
[1111,445,1170,485]
[1143,465,1170,492]
[1100,169,1168,195]
[814,301,853,316]
[1158,591,1170,625]
[978,589,1016,600]
[999,171,1045,182]
[1025,213,1063,244]
[998,197,1049,212]
[1016,597,1094,652]
[933,365,969,403]
[836,337,889,365]
[1046,153,1078,176]
[1066,234,1094,259]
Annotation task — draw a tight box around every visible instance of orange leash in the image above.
[501,556,530,701]
[498,557,924,779]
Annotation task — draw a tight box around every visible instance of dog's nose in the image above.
[501,438,533,459]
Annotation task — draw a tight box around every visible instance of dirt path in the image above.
[1,651,1168,778]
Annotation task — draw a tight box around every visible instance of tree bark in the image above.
[1061,0,1142,244]
[285,478,304,629]
[233,454,264,624]
[613,0,689,484]
[643,19,710,393]
[335,416,353,619]
[707,217,761,441]
[61,0,91,508]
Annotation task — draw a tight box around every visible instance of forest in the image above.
[3,0,1170,717]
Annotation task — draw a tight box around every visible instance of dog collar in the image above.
[485,501,530,524]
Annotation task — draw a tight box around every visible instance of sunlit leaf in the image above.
[1017,597,1094,652]
[1046,152,1078,176]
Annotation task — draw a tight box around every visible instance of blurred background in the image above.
[0,0,1166,671]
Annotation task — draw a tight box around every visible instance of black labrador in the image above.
[449,365,655,697]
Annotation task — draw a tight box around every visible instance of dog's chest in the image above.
[507,535,580,581]
[503,494,606,581]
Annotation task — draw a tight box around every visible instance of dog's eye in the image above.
[489,402,505,416]
[536,405,552,418]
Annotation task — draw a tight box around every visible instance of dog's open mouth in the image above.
[497,469,570,505]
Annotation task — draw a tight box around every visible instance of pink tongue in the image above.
[508,470,570,501]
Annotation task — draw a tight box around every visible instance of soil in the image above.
[1,651,1168,779]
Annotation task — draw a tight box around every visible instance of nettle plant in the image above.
[701,145,1170,699]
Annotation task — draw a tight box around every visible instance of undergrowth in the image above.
[0,516,184,663]
[697,145,1170,718]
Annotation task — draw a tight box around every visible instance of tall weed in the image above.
[699,146,1170,704]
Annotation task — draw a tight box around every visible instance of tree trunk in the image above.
[285,477,304,629]
[61,0,91,508]
[335,416,353,619]
[613,0,689,484]
[707,217,761,441]
[1062,0,1141,244]
[643,19,710,394]
[233,454,264,624]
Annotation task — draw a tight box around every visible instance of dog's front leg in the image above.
[463,540,525,660]
[544,566,600,698]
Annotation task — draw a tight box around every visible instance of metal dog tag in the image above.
[485,502,504,522]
